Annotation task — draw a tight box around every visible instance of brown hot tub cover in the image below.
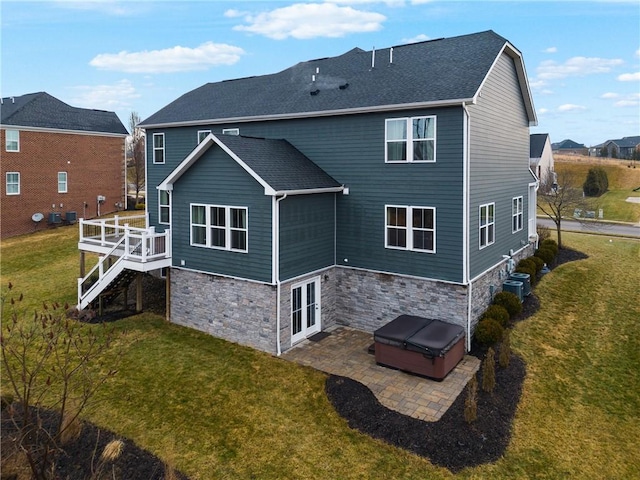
[374,315,465,380]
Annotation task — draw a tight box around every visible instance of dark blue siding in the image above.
[279,194,336,281]
[170,146,272,283]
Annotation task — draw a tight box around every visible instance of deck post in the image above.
[79,250,85,278]
[136,272,143,312]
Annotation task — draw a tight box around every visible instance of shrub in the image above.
[535,247,556,266]
[474,318,504,345]
[583,166,609,197]
[499,330,511,368]
[482,304,510,327]
[135,202,146,210]
[493,291,522,318]
[482,347,496,393]
[529,255,545,274]
[540,239,559,256]
[463,374,478,424]
[515,258,537,285]
[537,225,551,243]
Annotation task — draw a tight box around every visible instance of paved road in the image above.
[537,217,640,238]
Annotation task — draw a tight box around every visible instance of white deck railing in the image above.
[79,214,148,247]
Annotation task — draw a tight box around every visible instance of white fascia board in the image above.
[138,98,475,130]
[0,124,128,138]
[157,133,277,195]
[273,186,344,196]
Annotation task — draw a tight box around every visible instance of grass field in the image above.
[2,226,639,479]
[552,155,640,223]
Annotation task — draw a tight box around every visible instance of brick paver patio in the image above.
[282,326,480,421]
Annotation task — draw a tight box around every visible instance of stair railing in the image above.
[77,236,126,309]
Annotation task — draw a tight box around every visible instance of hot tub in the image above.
[374,315,465,380]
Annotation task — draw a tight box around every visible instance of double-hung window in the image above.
[58,172,68,193]
[5,130,19,152]
[159,190,171,224]
[6,172,20,195]
[385,205,436,253]
[197,130,211,144]
[191,204,248,252]
[479,203,495,249]
[385,116,436,162]
[512,196,523,233]
[153,133,165,164]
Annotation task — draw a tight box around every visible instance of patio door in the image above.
[291,277,321,344]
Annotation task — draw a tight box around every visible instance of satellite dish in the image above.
[32,212,44,223]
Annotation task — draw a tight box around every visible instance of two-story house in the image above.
[1,92,128,239]
[80,30,537,355]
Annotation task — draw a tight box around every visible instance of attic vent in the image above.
[310,89,320,96]
[339,83,349,90]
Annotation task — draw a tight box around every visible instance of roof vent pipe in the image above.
[371,47,376,69]
[390,47,393,64]
[312,74,316,82]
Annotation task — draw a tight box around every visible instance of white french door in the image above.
[291,277,321,344]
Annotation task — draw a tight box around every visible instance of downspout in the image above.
[275,194,287,356]
[462,102,473,351]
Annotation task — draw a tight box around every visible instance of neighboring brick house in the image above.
[80,30,538,355]
[1,92,128,238]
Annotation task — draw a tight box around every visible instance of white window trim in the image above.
[153,133,165,164]
[385,116,436,163]
[159,190,171,225]
[222,128,239,136]
[479,202,495,249]
[5,130,19,152]
[6,172,20,195]
[58,171,68,193]
[512,196,523,233]
[385,204,436,253]
[190,203,248,253]
[197,130,211,144]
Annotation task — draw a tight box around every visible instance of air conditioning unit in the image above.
[509,272,531,297]
[502,280,523,303]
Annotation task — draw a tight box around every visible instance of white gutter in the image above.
[462,102,472,351]
[275,194,287,356]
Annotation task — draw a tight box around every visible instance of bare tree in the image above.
[537,167,590,249]
[128,112,145,207]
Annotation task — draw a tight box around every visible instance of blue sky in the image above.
[1,1,638,146]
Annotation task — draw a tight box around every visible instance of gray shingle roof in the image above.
[141,30,532,127]
[1,92,128,135]
[159,133,341,195]
[530,133,549,158]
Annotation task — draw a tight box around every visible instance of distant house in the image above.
[590,136,640,159]
[1,92,128,238]
[78,30,538,355]
[551,139,587,156]
[530,133,555,185]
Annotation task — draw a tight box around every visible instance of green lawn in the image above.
[2,226,639,479]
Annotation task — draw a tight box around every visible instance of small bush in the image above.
[499,330,511,368]
[515,258,537,285]
[583,166,609,197]
[529,255,545,274]
[493,291,523,318]
[482,347,496,393]
[482,304,510,327]
[540,239,559,256]
[535,247,556,266]
[464,374,478,424]
[135,202,146,210]
[474,318,504,345]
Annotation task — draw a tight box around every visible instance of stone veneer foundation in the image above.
[169,244,535,355]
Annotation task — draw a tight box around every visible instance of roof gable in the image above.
[530,133,549,158]
[140,30,536,128]
[158,134,342,196]
[1,92,128,135]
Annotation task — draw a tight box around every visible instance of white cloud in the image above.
[327,0,405,5]
[90,42,245,73]
[402,34,430,43]
[614,93,640,107]
[537,56,624,80]
[538,108,549,115]
[636,49,640,58]
[224,9,248,18]
[601,92,619,99]
[617,72,640,81]
[69,79,140,111]
[544,47,557,54]
[558,104,586,112]
[53,0,144,16]
[232,3,386,40]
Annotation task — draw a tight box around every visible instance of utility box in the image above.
[65,211,77,224]
[509,272,531,297]
[502,280,523,303]
[48,212,62,224]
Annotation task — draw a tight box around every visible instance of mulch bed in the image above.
[325,246,588,472]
